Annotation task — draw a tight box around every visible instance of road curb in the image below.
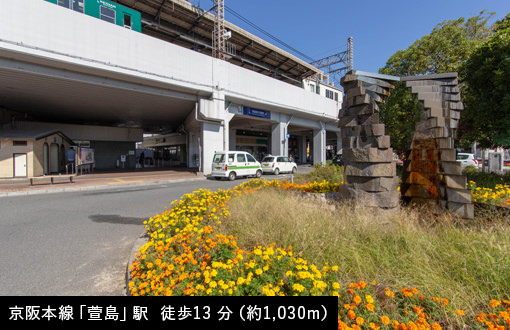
[125,230,148,296]
[0,177,207,198]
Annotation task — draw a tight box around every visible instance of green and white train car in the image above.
[45,0,142,32]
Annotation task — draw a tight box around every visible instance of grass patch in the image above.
[222,188,510,318]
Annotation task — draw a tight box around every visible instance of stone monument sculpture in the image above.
[339,70,473,218]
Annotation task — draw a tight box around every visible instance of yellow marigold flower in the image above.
[369,322,380,329]
[332,282,340,290]
[255,268,263,275]
[385,289,395,298]
[356,316,364,325]
[292,283,306,293]
[366,294,374,304]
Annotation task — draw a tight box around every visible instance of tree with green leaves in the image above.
[462,13,510,148]
[378,11,495,153]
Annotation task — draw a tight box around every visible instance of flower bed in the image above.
[128,179,509,329]
[468,181,510,208]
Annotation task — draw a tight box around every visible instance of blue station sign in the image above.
[243,107,271,120]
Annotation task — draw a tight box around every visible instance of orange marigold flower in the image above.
[476,313,487,323]
[381,315,391,325]
[347,310,356,320]
[356,316,364,325]
[398,323,408,330]
[353,295,362,305]
[490,299,501,308]
[366,303,375,312]
[369,322,380,329]
[455,309,465,317]
[431,323,442,330]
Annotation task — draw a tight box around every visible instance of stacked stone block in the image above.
[339,71,400,210]
[401,73,473,218]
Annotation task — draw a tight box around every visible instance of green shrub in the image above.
[465,170,510,189]
[294,163,344,184]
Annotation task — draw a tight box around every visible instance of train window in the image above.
[72,0,84,13]
[100,6,116,24]
[123,14,132,29]
[57,0,71,8]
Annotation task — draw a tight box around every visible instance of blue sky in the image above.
[193,0,509,83]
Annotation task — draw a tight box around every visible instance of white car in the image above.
[211,151,262,181]
[261,155,297,175]
[456,153,478,169]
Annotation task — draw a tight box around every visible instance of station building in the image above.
[0,0,342,178]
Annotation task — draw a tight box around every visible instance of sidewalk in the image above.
[0,168,206,197]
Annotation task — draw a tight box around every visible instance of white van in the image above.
[211,151,262,181]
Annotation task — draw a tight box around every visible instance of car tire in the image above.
[228,172,236,181]
[292,167,297,174]
[255,170,262,178]
[274,168,279,175]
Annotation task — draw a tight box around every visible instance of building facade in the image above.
[0,0,341,177]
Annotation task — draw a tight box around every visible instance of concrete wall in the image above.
[13,122,142,142]
[0,0,339,122]
[90,141,136,169]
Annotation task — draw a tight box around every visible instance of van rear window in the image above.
[213,154,225,163]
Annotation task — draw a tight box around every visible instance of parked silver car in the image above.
[261,155,297,175]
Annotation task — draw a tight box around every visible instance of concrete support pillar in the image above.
[229,128,236,151]
[313,124,326,165]
[336,131,343,156]
[201,122,223,175]
[271,122,287,156]
[196,94,232,175]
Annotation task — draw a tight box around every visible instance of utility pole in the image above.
[212,0,226,60]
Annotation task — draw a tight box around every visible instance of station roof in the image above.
[115,0,323,85]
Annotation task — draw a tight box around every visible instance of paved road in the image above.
[0,168,305,296]
[0,177,253,296]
